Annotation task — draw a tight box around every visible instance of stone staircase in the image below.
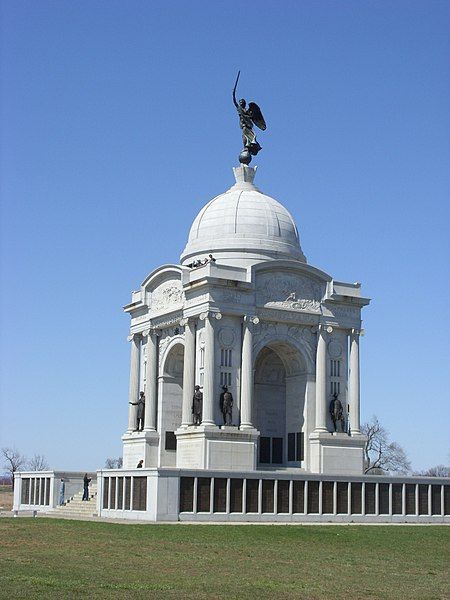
[51,482,98,518]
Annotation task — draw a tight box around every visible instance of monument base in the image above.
[309,431,367,475]
[175,425,260,471]
[122,430,160,469]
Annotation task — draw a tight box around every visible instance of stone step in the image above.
[45,512,98,519]
[57,508,96,513]
[55,500,97,510]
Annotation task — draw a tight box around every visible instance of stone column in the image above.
[127,334,141,432]
[314,325,328,432]
[181,318,196,427]
[144,330,158,431]
[349,329,361,434]
[202,313,216,426]
[240,316,255,429]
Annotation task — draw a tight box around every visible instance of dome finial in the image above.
[232,164,257,186]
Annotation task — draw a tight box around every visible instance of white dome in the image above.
[180,166,306,267]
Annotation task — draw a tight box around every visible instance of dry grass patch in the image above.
[0,485,13,511]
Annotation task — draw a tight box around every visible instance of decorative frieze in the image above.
[151,312,183,330]
[258,307,319,325]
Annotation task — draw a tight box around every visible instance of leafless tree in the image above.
[104,457,123,469]
[361,416,411,475]
[1,447,27,490]
[27,454,49,471]
[414,464,449,477]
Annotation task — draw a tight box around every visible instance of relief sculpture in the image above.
[256,273,323,313]
[151,280,184,312]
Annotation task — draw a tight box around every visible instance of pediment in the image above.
[141,265,185,315]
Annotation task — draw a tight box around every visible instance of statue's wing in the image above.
[249,102,266,130]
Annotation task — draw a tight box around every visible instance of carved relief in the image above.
[256,272,324,313]
[152,312,183,330]
[252,321,278,347]
[328,340,343,359]
[218,326,236,348]
[258,307,318,325]
[287,325,316,348]
[151,280,183,312]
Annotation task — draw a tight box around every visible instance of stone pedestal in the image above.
[309,431,366,475]
[122,431,160,469]
[175,426,259,471]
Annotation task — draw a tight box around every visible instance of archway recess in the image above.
[254,341,307,467]
[159,342,184,467]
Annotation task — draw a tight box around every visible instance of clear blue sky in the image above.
[1,1,448,472]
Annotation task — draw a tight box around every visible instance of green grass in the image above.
[0,519,448,599]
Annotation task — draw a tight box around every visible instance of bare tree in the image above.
[105,457,123,469]
[27,454,49,471]
[414,465,449,477]
[1,447,27,490]
[361,416,411,475]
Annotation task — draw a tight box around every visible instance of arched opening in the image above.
[160,342,184,467]
[254,342,307,467]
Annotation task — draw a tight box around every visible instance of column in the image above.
[314,325,328,432]
[181,319,196,427]
[202,314,215,425]
[240,316,254,429]
[127,334,141,432]
[144,330,158,431]
[349,329,361,434]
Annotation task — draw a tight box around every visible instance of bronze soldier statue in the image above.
[329,392,345,433]
[232,71,266,165]
[129,391,145,431]
[192,385,203,425]
[220,385,233,426]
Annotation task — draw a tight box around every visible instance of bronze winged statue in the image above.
[232,71,266,164]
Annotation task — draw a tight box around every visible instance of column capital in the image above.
[142,328,160,339]
[199,311,222,321]
[180,316,197,327]
[127,332,142,343]
[350,328,364,337]
[243,315,259,325]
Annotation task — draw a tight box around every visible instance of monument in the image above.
[121,73,369,475]
[13,75,449,523]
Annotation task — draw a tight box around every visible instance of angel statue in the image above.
[232,71,266,164]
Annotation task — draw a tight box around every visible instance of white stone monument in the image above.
[122,164,370,476]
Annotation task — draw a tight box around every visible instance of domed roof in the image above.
[180,165,306,267]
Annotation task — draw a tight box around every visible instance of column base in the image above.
[175,426,260,471]
[122,430,160,469]
[309,431,367,475]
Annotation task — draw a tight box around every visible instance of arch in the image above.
[253,333,314,376]
[159,335,185,372]
[253,339,308,467]
[141,264,184,290]
[159,341,184,468]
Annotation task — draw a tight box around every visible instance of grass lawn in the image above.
[0,519,448,599]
